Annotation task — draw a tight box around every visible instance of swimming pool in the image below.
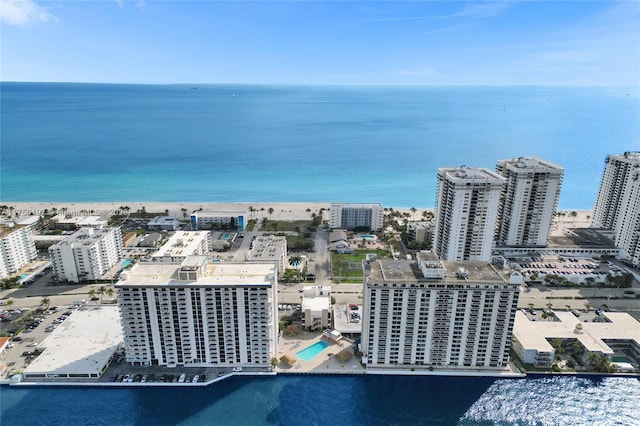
[360,235,376,240]
[121,259,133,268]
[221,234,230,240]
[296,340,330,361]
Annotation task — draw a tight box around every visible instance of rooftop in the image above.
[24,305,123,377]
[498,156,564,173]
[548,228,617,249]
[513,311,640,355]
[0,223,27,239]
[439,166,506,185]
[52,227,118,247]
[117,257,276,287]
[151,231,210,259]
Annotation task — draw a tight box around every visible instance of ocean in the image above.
[1,83,639,209]
[1,375,640,425]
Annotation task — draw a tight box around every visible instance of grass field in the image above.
[330,249,393,281]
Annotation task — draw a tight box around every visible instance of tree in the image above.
[97,286,106,303]
[106,287,115,299]
[410,207,417,220]
[88,289,97,302]
[40,297,51,310]
[289,255,302,283]
[270,357,279,368]
[268,207,274,219]
[6,299,14,309]
[181,208,188,219]
[249,206,255,217]
[565,304,571,312]
[570,211,578,223]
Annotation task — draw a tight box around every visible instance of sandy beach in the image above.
[4,201,436,222]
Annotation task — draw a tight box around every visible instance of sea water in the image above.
[1,375,639,425]
[2,83,639,208]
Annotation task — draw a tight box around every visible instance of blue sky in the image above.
[1,0,638,85]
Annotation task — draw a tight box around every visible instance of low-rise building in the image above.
[151,231,210,263]
[147,216,180,231]
[190,210,248,231]
[51,215,107,230]
[301,285,331,330]
[246,235,287,274]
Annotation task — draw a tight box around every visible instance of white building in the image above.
[0,217,38,279]
[116,256,278,368]
[433,166,505,262]
[301,285,331,330]
[246,235,287,274]
[49,227,124,282]
[190,210,248,231]
[495,157,563,248]
[592,151,640,267]
[329,203,384,231]
[362,252,521,372]
[151,231,211,263]
[51,214,108,230]
[147,216,180,231]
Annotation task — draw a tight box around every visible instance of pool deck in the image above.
[276,331,365,375]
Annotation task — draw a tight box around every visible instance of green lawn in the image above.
[331,249,393,280]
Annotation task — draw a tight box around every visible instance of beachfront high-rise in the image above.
[329,203,384,231]
[0,217,38,280]
[116,256,278,368]
[592,151,640,266]
[495,157,564,247]
[361,253,521,371]
[48,227,123,283]
[433,167,505,261]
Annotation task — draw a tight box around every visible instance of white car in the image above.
[192,375,199,383]
[232,367,242,373]
[26,342,37,347]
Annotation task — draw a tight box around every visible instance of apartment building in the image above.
[592,151,640,266]
[329,203,384,231]
[190,210,248,231]
[495,157,564,248]
[49,227,123,282]
[245,235,287,275]
[116,256,278,368]
[361,252,521,372]
[0,217,38,279]
[433,166,505,261]
[151,231,211,263]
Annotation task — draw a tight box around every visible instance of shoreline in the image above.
[2,201,590,223]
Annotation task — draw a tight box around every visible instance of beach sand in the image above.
[5,201,434,222]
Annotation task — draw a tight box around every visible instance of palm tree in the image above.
[570,211,578,223]
[410,207,417,220]
[6,299,14,309]
[268,207,274,219]
[565,304,571,312]
[106,287,115,299]
[40,297,51,310]
[88,289,97,302]
[97,286,106,303]
[249,206,255,217]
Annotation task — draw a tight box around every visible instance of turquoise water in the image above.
[360,235,376,240]
[121,259,133,268]
[221,234,230,240]
[2,83,639,208]
[296,340,330,361]
[19,273,29,281]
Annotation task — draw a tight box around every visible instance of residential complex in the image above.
[151,231,211,263]
[329,203,384,231]
[592,151,640,267]
[245,235,287,274]
[495,157,563,248]
[48,227,124,282]
[361,252,521,372]
[147,216,180,231]
[433,167,505,261]
[300,285,331,330]
[190,210,248,231]
[116,256,278,368]
[0,217,38,279]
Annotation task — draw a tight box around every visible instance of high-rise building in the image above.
[495,157,564,247]
[433,166,505,261]
[49,227,123,282]
[116,256,278,368]
[361,253,521,372]
[329,203,384,231]
[0,217,38,279]
[592,151,640,266]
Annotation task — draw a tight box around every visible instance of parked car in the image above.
[192,375,200,383]
[232,367,242,373]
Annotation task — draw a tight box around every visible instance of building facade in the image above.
[49,227,124,282]
[592,151,640,266]
[116,257,278,368]
[329,203,384,231]
[190,210,248,231]
[433,167,505,261]
[0,218,38,279]
[495,157,563,248]
[245,235,287,274]
[361,253,521,371]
